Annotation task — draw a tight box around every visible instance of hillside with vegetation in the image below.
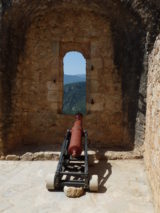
[64,74,86,85]
[63,81,86,115]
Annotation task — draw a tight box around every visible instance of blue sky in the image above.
[63,51,86,75]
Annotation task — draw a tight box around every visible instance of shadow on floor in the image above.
[88,150,112,193]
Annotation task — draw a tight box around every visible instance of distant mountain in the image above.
[63,82,86,115]
[64,74,86,85]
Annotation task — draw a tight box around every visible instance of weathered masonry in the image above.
[0,1,160,211]
[0,0,149,152]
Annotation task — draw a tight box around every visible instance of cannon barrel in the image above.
[68,113,83,157]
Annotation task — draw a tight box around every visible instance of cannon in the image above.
[45,113,98,192]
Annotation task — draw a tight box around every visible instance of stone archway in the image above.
[2,7,129,150]
[58,42,90,114]
[61,51,87,115]
[1,0,156,153]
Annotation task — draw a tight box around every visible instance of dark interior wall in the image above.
[0,0,160,153]
[0,3,28,152]
[111,22,145,147]
[121,0,160,146]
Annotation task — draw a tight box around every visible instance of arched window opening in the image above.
[62,51,86,115]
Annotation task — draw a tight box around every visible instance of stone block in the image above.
[64,186,84,198]
[44,152,59,160]
[89,79,99,92]
[0,156,5,160]
[91,41,100,57]
[47,91,58,102]
[90,102,104,112]
[87,69,98,80]
[52,42,59,56]
[47,81,57,91]
[103,57,114,69]
[86,59,92,70]
[50,102,58,110]
[21,152,33,161]
[91,58,103,69]
[6,155,20,161]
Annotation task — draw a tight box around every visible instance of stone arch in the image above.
[58,42,90,114]
[62,51,87,115]
[1,0,160,153]
[60,42,90,59]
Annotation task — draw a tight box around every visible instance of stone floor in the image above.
[0,159,154,213]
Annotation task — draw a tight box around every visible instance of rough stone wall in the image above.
[0,2,28,153]
[145,35,160,213]
[7,9,130,151]
[1,0,159,153]
[119,0,160,147]
[0,0,2,154]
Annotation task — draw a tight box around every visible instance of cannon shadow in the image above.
[88,150,112,193]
